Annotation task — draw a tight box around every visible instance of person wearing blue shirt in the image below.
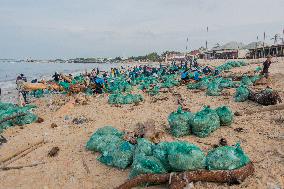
[193,71,200,81]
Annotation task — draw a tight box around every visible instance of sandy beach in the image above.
[0,59,283,189]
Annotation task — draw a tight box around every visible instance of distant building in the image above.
[203,41,249,59]
[165,52,186,62]
[247,42,284,58]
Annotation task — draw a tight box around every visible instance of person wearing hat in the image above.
[261,55,272,78]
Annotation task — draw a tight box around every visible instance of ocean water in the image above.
[0,60,123,102]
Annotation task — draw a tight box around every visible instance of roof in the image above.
[220,41,245,50]
[244,41,270,49]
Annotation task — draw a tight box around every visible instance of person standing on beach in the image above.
[52,72,60,82]
[261,55,272,78]
[16,74,28,106]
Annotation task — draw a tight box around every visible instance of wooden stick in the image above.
[0,113,26,124]
[0,162,45,171]
[0,139,45,167]
[116,163,254,189]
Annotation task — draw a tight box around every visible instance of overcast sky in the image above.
[0,0,283,59]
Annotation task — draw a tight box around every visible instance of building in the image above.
[203,41,247,59]
[247,43,284,58]
[165,52,186,62]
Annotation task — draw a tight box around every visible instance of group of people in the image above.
[14,55,274,106]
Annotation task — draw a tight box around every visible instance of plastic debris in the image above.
[192,106,220,138]
[215,106,234,126]
[168,106,194,137]
[206,143,250,170]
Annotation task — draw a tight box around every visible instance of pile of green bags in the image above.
[86,128,251,178]
[107,77,133,94]
[108,94,143,105]
[86,126,135,169]
[168,106,234,138]
[217,61,247,71]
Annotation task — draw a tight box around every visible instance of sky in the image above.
[0,0,283,59]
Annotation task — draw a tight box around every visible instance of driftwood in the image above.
[0,162,45,171]
[0,113,26,125]
[243,103,284,115]
[22,83,48,91]
[116,163,254,189]
[0,139,45,167]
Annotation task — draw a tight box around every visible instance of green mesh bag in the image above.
[132,94,144,103]
[116,94,125,104]
[167,141,206,171]
[32,90,44,98]
[241,76,253,86]
[206,143,250,170]
[14,113,38,126]
[59,81,70,90]
[250,75,262,83]
[192,106,220,138]
[152,142,171,171]
[0,102,16,110]
[206,81,221,96]
[108,94,143,105]
[234,85,250,102]
[188,77,210,90]
[91,126,124,136]
[215,106,234,126]
[147,86,160,96]
[187,82,201,89]
[98,141,135,169]
[168,106,194,137]
[219,78,236,88]
[86,134,123,152]
[85,126,124,151]
[0,102,38,132]
[124,94,135,104]
[0,121,13,132]
[255,66,262,72]
[108,94,118,104]
[135,138,154,157]
[129,154,167,178]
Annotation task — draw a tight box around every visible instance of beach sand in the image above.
[0,59,283,189]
